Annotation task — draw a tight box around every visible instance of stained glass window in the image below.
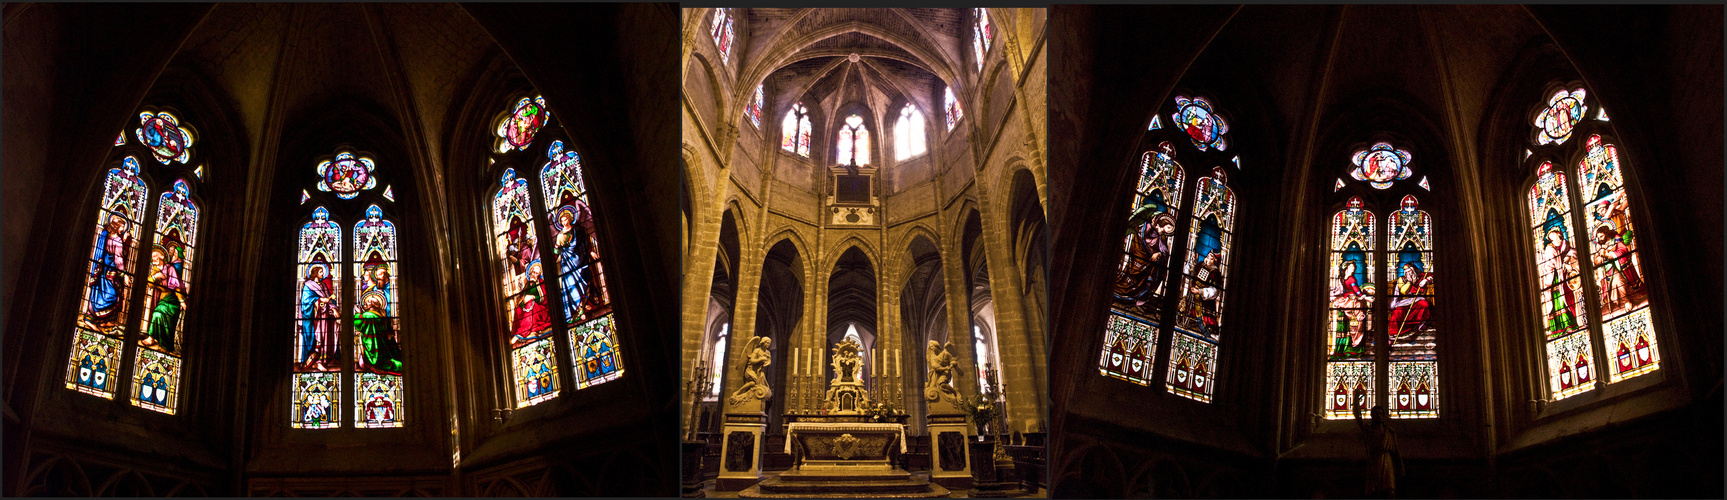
[1387,195,1437,418]
[541,140,623,389]
[944,87,963,132]
[711,8,734,65]
[66,157,150,399]
[1525,88,1663,400]
[746,85,764,128]
[894,103,926,161]
[135,111,195,165]
[293,207,343,428]
[1100,142,1184,385]
[1577,136,1658,382]
[132,180,199,414]
[1350,142,1414,190]
[1529,162,1593,399]
[1535,88,1587,146]
[1323,197,1376,419]
[1168,167,1235,402]
[493,168,560,407]
[354,205,403,428]
[316,151,378,200]
[972,8,992,72]
[782,103,811,157]
[836,114,869,166]
[495,96,549,154]
[1172,96,1228,152]
[70,109,208,415]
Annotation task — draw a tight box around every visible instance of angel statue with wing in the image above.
[925,340,961,405]
[728,336,773,406]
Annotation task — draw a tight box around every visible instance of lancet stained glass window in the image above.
[1100,142,1184,385]
[294,207,343,428]
[1324,197,1376,419]
[1525,86,1662,401]
[836,114,870,166]
[67,157,150,399]
[782,103,811,157]
[541,140,623,389]
[972,8,992,72]
[711,8,734,65]
[1386,195,1437,417]
[746,85,764,128]
[354,205,403,427]
[894,103,926,161]
[944,87,963,132]
[493,168,560,407]
[1168,167,1235,402]
[133,180,199,414]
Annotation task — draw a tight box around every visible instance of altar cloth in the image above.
[784,422,908,454]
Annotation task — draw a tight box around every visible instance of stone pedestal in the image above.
[967,440,1028,498]
[926,412,973,490]
[716,413,767,491]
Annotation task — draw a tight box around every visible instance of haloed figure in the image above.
[356,294,403,375]
[142,244,185,353]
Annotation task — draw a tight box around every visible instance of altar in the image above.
[736,336,948,498]
[784,417,907,471]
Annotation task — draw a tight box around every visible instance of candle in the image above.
[792,348,799,376]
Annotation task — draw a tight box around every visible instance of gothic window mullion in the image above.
[114,177,164,408]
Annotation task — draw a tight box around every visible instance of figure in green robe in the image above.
[355,294,403,375]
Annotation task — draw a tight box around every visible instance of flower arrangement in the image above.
[862,400,904,422]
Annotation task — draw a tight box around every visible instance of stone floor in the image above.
[699,477,1046,498]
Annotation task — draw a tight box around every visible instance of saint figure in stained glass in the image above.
[316,151,378,200]
[497,96,550,153]
[1535,88,1588,146]
[1172,96,1229,151]
[1349,142,1414,189]
[135,111,195,165]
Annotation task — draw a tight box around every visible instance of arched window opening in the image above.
[708,323,729,400]
[710,8,734,65]
[1322,140,1438,420]
[66,108,203,417]
[894,103,927,161]
[1524,85,1660,401]
[292,148,402,429]
[1168,166,1234,403]
[486,93,627,409]
[836,114,870,166]
[972,8,992,72]
[781,103,811,157]
[944,87,963,132]
[1094,95,1237,405]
